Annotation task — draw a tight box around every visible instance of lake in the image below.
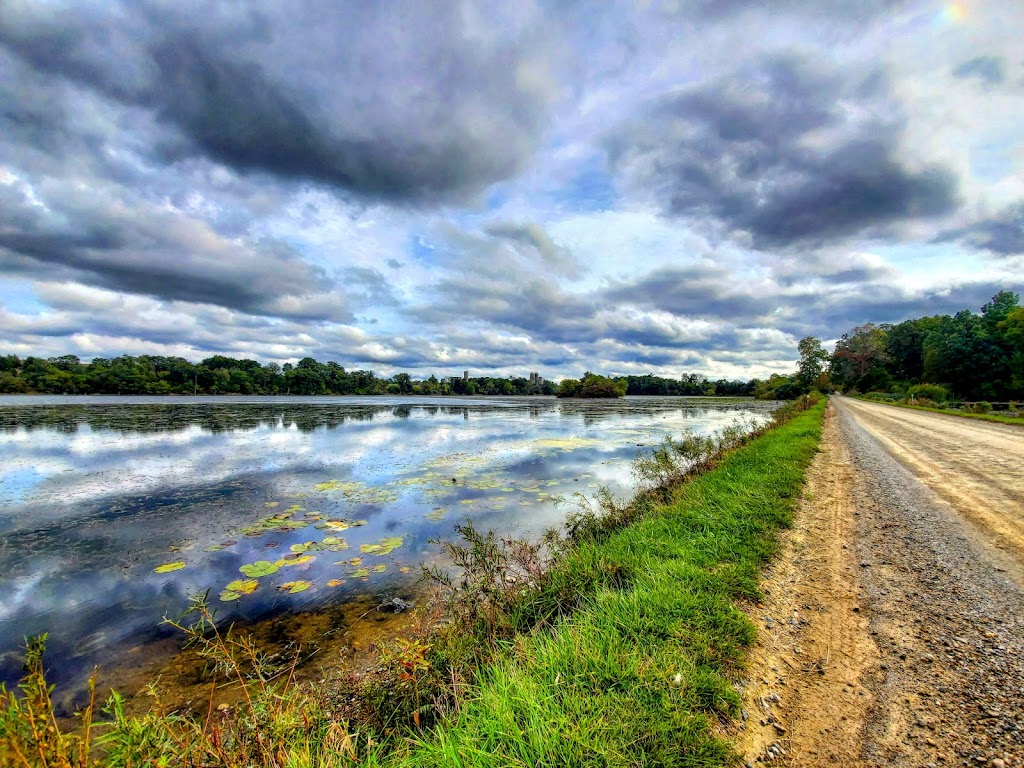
[0,395,775,693]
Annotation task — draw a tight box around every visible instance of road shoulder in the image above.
[734,403,879,766]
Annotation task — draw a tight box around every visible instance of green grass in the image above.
[376,401,826,767]
[854,397,1024,427]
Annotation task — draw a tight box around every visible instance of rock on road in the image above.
[737,398,1024,767]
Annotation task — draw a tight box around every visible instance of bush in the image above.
[907,383,948,403]
[963,401,992,414]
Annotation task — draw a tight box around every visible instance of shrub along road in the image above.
[737,398,1024,766]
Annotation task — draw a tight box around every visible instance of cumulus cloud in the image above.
[0,0,559,201]
[0,173,346,319]
[609,55,959,248]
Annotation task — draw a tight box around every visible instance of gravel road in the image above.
[737,399,1023,767]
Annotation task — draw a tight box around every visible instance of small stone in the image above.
[216,702,230,712]
[990,760,1005,768]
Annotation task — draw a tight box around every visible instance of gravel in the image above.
[834,398,1024,766]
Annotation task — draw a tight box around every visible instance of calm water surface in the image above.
[0,395,775,687]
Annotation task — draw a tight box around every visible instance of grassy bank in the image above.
[853,397,1024,427]
[374,400,826,766]
[1,401,825,767]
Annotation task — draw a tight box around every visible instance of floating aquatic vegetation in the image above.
[289,541,326,553]
[264,502,279,508]
[335,556,363,567]
[303,512,324,522]
[424,507,446,521]
[533,437,601,451]
[371,564,387,573]
[225,579,259,595]
[275,554,315,567]
[327,579,345,588]
[348,568,370,578]
[399,566,411,574]
[359,536,404,556]
[240,514,309,537]
[278,580,312,594]
[219,590,241,602]
[320,518,367,532]
[313,480,399,505]
[459,499,475,505]
[154,561,186,574]
[239,561,279,578]
[203,540,237,553]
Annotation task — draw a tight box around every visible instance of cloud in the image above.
[0,174,346,320]
[0,1,559,201]
[609,55,959,248]
[939,203,1024,256]
[953,56,1005,85]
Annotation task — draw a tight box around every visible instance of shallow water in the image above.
[0,395,774,689]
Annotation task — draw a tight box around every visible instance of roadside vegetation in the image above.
[1,394,824,767]
[857,390,1024,426]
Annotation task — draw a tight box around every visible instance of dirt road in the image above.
[736,398,1024,767]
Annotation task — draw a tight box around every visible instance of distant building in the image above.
[463,370,469,382]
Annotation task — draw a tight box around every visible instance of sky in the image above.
[1,0,1022,381]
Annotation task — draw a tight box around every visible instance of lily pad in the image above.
[239,561,279,578]
[289,541,326,553]
[225,579,259,595]
[349,568,370,578]
[360,537,405,556]
[278,580,313,594]
[371,564,387,573]
[275,554,315,567]
[154,561,186,574]
[399,566,411,574]
[326,579,345,588]
[219,590,241,602]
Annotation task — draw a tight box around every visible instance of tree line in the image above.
[827,290,1022,401]
[0,354,762,398]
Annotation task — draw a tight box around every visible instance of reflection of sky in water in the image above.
[0,395,775,687]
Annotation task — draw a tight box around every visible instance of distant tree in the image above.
[796,336,829,393]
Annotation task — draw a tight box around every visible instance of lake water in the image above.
[0,395,775,691]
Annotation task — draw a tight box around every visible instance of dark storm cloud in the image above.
[0,179,345,320]
[940,204,1024,255]
[0,1,556,201]
[605,265,779,324]
[609,56,959,248]
[953,56,1006,85]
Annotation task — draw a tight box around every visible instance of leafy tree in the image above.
[830,323,890,392]
[795,336,829,393]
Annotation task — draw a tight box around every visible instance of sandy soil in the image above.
[735,399,1024,767]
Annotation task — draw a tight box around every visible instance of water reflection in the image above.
[0,395,775,689]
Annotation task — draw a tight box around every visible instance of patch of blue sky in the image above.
[549,157,617,214]
[0,279,45,314]
[870,242,982,282]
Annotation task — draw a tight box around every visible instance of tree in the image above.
[830,323,890,392]
[796,336,829,393]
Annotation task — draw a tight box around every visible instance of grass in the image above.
[853,396,1024,427]
[1,399,826,767]
[376,399,826,766]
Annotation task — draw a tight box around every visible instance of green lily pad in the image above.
[225,579,259,595]
[327,579,345,587]
[349,568,370,578]
[219,590,241,601]
[371,564,387,573]
[289,541,326,553]
[278,580,312,594]
[154,561,186,574]
[359,536,405,556]
[239,561,279,578]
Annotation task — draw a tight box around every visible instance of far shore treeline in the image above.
[0,354,761,398]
